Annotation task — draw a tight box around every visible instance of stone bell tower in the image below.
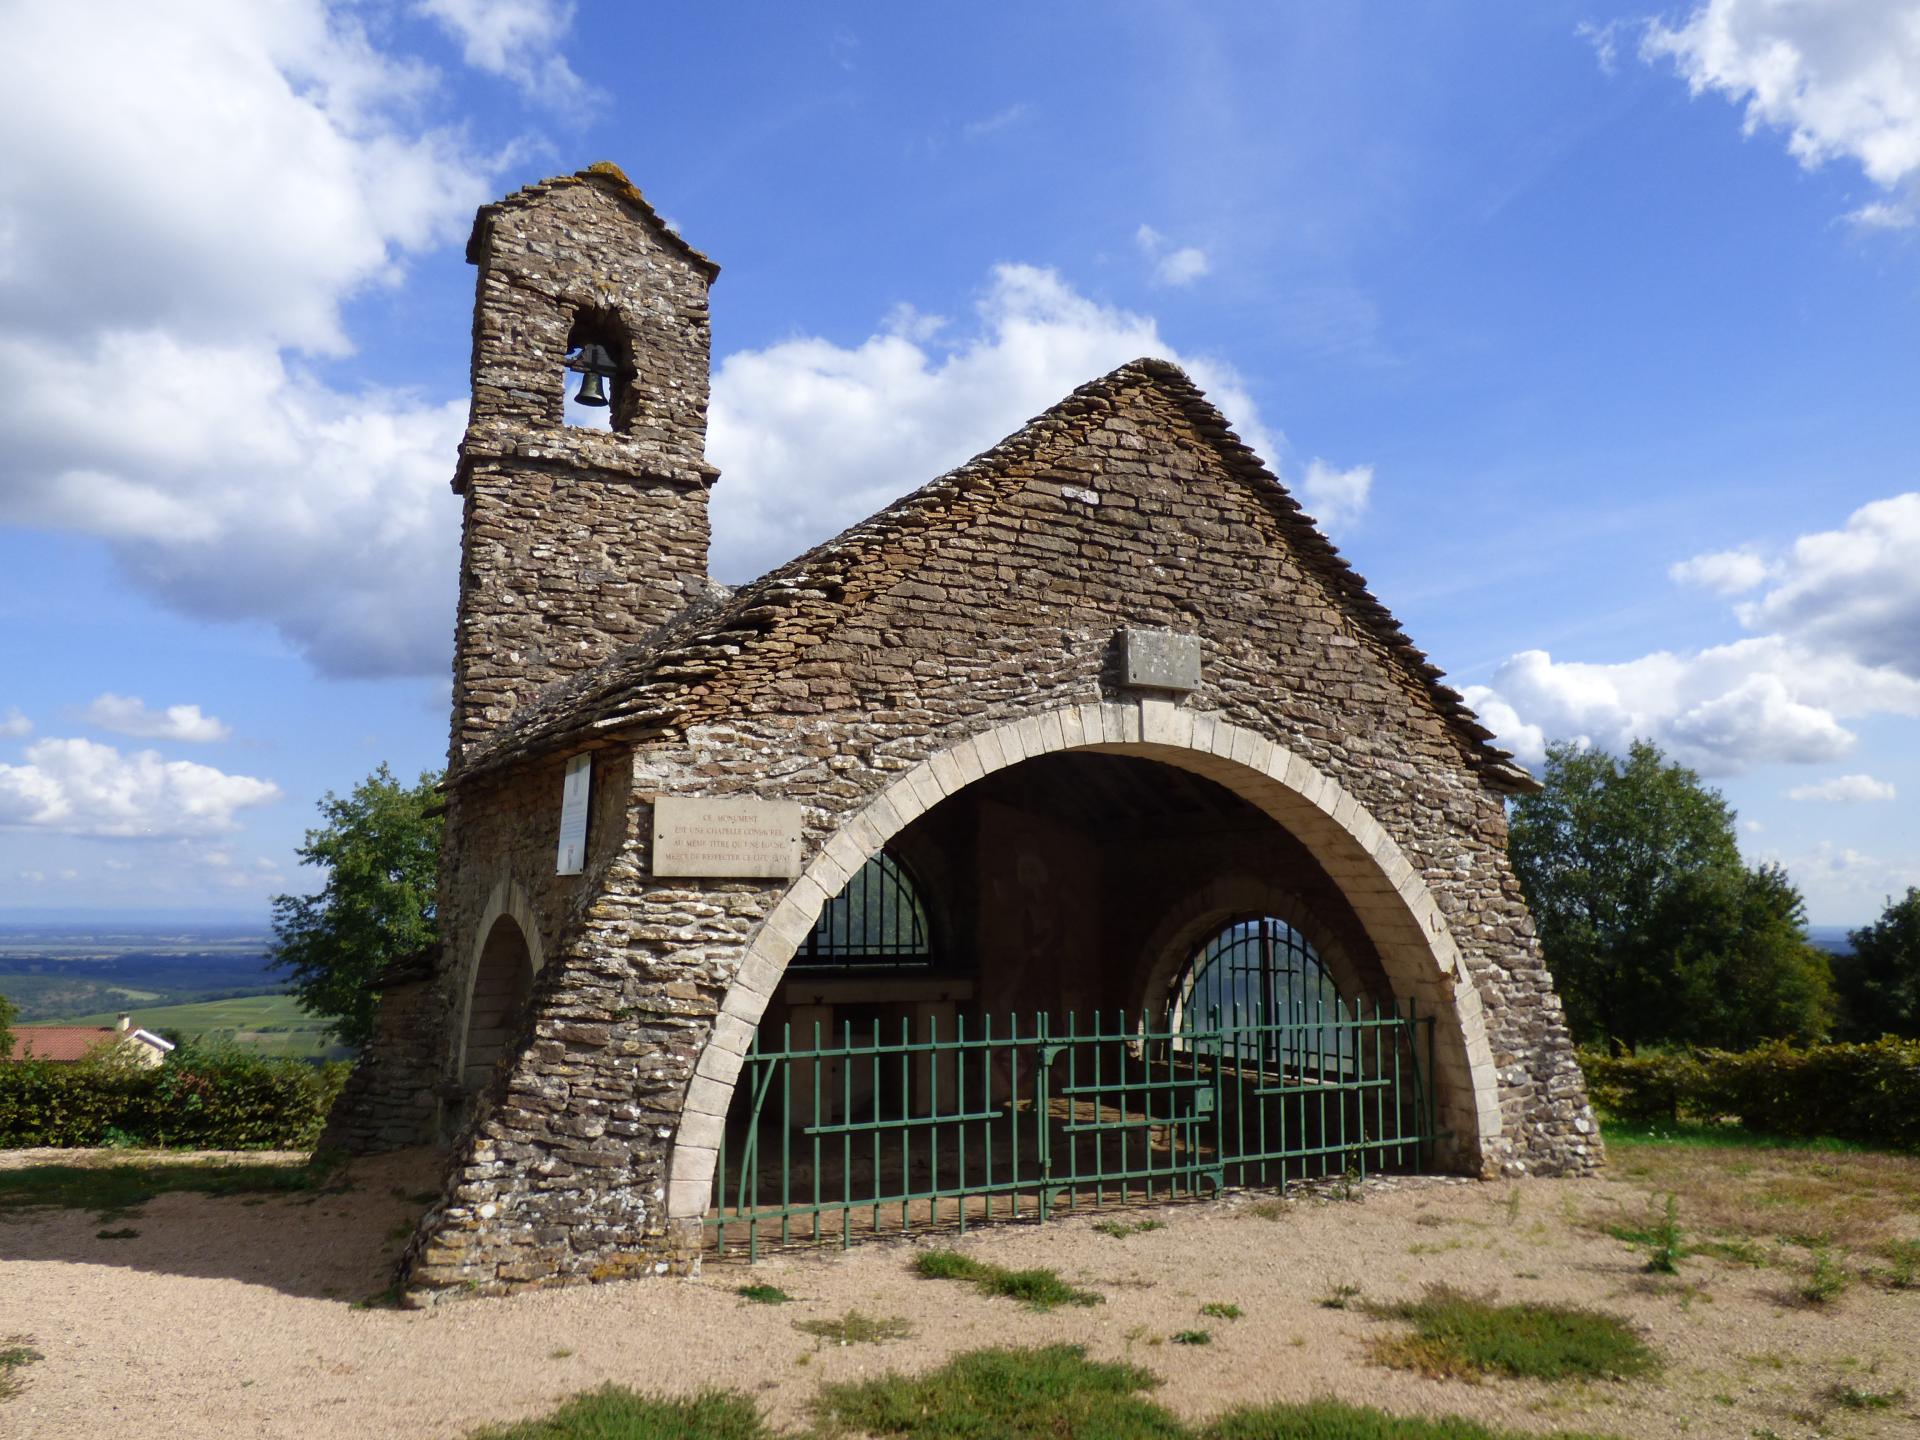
[450,163,721,760]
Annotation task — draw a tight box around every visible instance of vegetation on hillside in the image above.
[1835,886,1920,1041]
[1509,740,1834,1053]
[270,764,442,1049]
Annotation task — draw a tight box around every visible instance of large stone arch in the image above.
[664,700,1504,1221]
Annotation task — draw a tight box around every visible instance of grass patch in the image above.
[736,1283,792,1305]
[1598,1118,1877,1153]
[911,1249,1100,1310]
[814,1343,1182,1440]
[1320,1284,1362,1310]
[0,1154,340,1221]
[0,1337,44,1403]
[1171,1329,1211,1346]
[815,1344,1627,1440]
[465,1385,773,1438]
[1364,1287,1658,1384]
[1199,1302,1242,1320]
[793,1310,913,1345]
[1203,1400,1625,1439]
[1092,1217,1167,1239]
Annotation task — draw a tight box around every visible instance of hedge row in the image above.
[0,1043,351,1149]
[1580,1038,1920,1150]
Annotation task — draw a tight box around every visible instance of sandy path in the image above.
[3,1148,1917,1439]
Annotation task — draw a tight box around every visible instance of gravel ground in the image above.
[3,1145,1917,1439]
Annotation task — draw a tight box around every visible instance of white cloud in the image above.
[1765,839,1920,920]
[963,103,1031,139]
[1135,224,1211,287]
[1735,492,1920,678]
[1299,460,1374,532]
[0,738,279,838]
[1641,0,1920,219]
[1467,492,1920,775]
[1670,547,1775,594]
[0,708,29,740]
[1787,773,1898,803]
[709,263,1363,581]
[82,694,232,744]
[0,0,492,679]
[416,0,592,111]
[1462,635,1920,775]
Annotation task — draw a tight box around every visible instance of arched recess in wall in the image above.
[456,880,547,1096]
[664,702,1504,1221]
[1124,874,1371,1025]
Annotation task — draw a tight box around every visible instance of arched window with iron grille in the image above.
[792,851,932,970]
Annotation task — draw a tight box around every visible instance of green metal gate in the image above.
[706,998,1436,1258]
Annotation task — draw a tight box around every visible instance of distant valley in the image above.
[0,921,349,1060]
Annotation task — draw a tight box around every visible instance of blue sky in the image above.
[1,0,1916,925]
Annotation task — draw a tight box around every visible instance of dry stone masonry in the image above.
[333,164,1599,1302]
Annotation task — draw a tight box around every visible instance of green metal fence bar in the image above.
[706,997,1438,1256]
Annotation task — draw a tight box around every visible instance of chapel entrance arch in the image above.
[461,914,536,1098]
[669,705,1499,1254]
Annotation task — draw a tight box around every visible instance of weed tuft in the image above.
[1172,1329,1212,1346]
[735,1283,791,1305]
[1643,1194,1683,1274]
[912,1249,1100,1310]
[1795,1250,1849,1306]
[1320,1284,1362,1310]
[1199,1302,1242,1320]
[1093,1217,1167,1239]
[1826,1383,1906,1411]
[793,1310,913,1345]
[0,1337,44,1403]
[1884,1238,1920,1288]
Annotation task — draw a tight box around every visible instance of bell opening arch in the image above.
[664,700,1505,1226]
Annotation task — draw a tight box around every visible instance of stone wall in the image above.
[452,168,720,758]
[400,369,1596,1299]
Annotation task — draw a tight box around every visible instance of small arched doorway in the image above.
[462,915,535,1097]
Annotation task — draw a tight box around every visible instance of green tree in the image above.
[0,990,15,1060]
[1835,887,1920,1041]
[1508,740,1833,1053]
[270,764,442,1050]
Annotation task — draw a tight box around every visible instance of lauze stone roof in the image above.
[452,357,1534,793]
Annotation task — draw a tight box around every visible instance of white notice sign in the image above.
[651,795,803,879]
[556,753,591,875]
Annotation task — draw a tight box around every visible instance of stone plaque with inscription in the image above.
[651,795,804,879]
[1120,628,1202,691]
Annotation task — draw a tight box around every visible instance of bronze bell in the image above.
[569,343,615,407]
[573,368,610,407]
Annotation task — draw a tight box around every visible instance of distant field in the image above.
[50,993,351,1061]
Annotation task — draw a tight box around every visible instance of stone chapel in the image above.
[325,164,1598,1299]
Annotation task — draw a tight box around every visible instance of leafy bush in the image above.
[0,1041,348,1150]
[1579,1039,1920,1150]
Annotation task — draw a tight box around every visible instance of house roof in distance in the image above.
[10,1025,116,1061]
[8,1024,177,1062]
[452,357,1535,794]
